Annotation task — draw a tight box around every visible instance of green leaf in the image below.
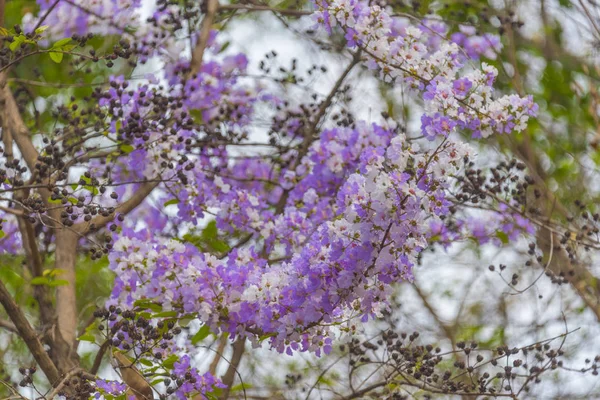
[30,276,50,285]
[43,268,64,278]
[139,358,154,367]
[162,354,179,369]
[202,220,218,240]
[49,51,63,63]
[189,109,203,124]
[259,332,277,342]
[218,41,231,54]
[31,276,68,287]
[48,279,70,287]
[9,36,24,52]
[48,197,62,204]
[0,230,5,240]
[152,311,178,318]
[164,199,179,207]
[51,37,72,49]
[230,383,253,393]
[418,0,432,14]
[191,325,211,345]
[120,144,134,154]
[138,311,152,320]
[133,299,162,312]
[35,25,49,34]
[78,333,96,343]
[495,231,509,245]
[208,239,229,253]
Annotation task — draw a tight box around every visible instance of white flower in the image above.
[214,176,231,193]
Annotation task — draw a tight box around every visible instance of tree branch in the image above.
[275,52,360,213]
[219,338,245,400]
[0,76,41,173]
[208,334,228,375]
[0,318,17,333]
[191,0,219,75]
[40,367,85,400]
[218,4,311,16]
[74,181,158,234]
[0,280,60,384]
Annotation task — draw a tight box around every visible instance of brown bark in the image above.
[54,228,79,347]
[191,0,219,75]
[0,74,78,370]
[0,280,61,384]
[220,338,245,400]
[113,352,154,400]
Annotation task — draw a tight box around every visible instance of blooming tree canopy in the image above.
[5,0,597,399]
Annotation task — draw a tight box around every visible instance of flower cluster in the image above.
[0,215,21,254]
[94,379,127,398]
[450,24,502,60]
[430,208,536,249]
[312,0,538,139]
[2,1,540,397]
[94,0,540,359]
[169,356,226,399]
[24,0,142,38]
[109,125,474,355]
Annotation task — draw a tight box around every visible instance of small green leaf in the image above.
[162,354,179,369]
[78,333,96,343]
[218,41,231,54]
[152,311,178,318]
[189,109,203,124]
[202,221,219,240]
[164,199,179,207]
[230,383,253,393]
[138,311,152,320]
[30,277,49,285]
[120,144,134,154]
[496,231,509,245]
[49,51,63,63]
[191,325,211,345]
[133,299,162,312]
[9,36,24,52]
[139,359,154,367]
[259,332,277,342]
[51,37,72,49]
[35,25,49,34]
[43,268,64,278]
